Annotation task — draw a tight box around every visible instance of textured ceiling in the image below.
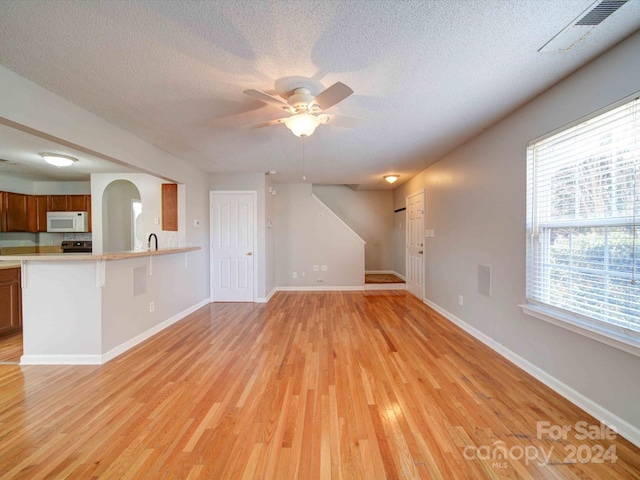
[0,0,639,189]
[0,122,136,182]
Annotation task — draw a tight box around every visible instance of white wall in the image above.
[394,31,640,441]
[92,173,176,254]
[0,65,210,329]
[312,185,393,272]
[276,183,365,287]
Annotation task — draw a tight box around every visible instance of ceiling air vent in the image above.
[539,0,630,52]
[576,1,628,25]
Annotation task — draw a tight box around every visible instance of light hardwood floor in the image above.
[0,331,22,364]
[0,291,638,479]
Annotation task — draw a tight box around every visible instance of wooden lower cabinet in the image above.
[0,268,22,336]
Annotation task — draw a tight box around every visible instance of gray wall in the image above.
[276,184,365,287]
[313,185,393,272]
[394,31,640,437]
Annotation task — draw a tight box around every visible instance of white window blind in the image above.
[526,97,639,334]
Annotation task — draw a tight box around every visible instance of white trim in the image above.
[424,298,640,449]
[101,298,210,363]
[365,270,395,274]
[256,288,276,304]
[20,299,211,365]
[311,194,366,245]
[276,286,365,292]
[393,271,406,281]
[365,283,405,291]
[520,304,640,358]
[20,355,102,365]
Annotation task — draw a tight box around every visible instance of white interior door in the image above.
[406,190,425,299]
[210,192,255,302]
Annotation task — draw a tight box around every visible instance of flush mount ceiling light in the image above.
[384,175,399,184]
[41,153,77,167]
[284,113,321,138]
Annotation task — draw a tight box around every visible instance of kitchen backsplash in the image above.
[63,233,93,241]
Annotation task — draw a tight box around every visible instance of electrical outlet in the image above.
[313,265,319,271]
[149,301,155,312]
[292,272,297,279]
[458,295,463,306]
[154,218,160,225]
[321,265,327,272]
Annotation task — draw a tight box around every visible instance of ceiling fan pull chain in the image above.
[302,137,306,181]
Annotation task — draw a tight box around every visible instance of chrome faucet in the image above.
[148,233,158,251]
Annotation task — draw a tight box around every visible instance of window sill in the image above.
[520,303,640,358]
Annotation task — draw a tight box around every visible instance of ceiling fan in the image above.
[244,82,354,137]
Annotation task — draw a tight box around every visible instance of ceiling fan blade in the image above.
[309,82,354,111]
[244,89,294,113]
[247,118,287,129]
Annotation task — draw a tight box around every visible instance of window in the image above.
[526,97,639,351]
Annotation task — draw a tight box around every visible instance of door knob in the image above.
[247,252,253,256]
[418,250,423,254]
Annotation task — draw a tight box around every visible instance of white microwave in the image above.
[46,211,89,233]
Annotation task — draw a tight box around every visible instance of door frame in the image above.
[405,188,425,300]
[209,190,258,303]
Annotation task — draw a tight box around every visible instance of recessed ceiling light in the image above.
[40,153,77,167]
[384,174,399,184]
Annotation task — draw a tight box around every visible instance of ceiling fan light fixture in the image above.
[284,113,320,137]
[40,153,77,167]
[384,174,399,184]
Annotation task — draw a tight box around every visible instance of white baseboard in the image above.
[101,298,211,364]
[256,288,276,304]
[20,354,103,365]
[21,298,211,366]
[393,271,406,281]
[276,286,365,292]
[365,270,395,274]
[365,283,406,291]
[423,298,640,449]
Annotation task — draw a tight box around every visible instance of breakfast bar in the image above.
[0,247,202,365]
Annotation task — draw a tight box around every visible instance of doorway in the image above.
[406,189,425,299]
[210,191,256,302]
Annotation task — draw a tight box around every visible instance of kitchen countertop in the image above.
[0,246,200,261]
[0,261,21,270]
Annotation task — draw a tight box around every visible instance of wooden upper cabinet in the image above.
[67,195,87,211]
[162,183,178,231]
[26,195,38,233]
[4,192,29,232]
[85,195,92,232]
[36,195,50,232]
[49,195,68,212]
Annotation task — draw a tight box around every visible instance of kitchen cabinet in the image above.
[36,195,49,232]
[162,183,178,231]
[0,267,21,336]
[27,195,38,232]
[67,195,87,211]
[49,195,68,211]
[3,192,36,232]
[0,192,92,232]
